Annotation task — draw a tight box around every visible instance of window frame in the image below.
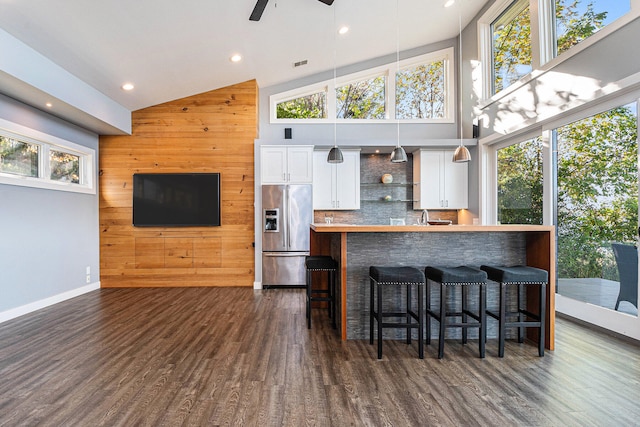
[269,48,455,124]
[0,118,95,194]
[478,0,640,106]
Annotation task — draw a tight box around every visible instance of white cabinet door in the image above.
[443,150,468,209]
[334,150,360,210]
[313,149,360,210]
[261,146,313,184]
[313,150,334,209]
[413,149,467,209]
[287,146,313,183]
[261,146,288,184]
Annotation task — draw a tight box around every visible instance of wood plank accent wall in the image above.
[99,80,257,287]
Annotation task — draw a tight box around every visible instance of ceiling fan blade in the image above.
[249,0,269,21]
[318,0,335,4]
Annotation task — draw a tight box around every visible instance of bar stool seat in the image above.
[305,256,338,329]
[480,265,548,357]
[369,266,425,359]
[425,266,487,359]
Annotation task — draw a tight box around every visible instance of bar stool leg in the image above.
[425,280,431,345]
[377,280,383,359]
[369,277,375,345]
[479,282,486,358]
[306,270,312,329]
[330,270,337,329]
[418,285,424,359]
[462,284,468,344]
[406,285,412,344]
[438,283,446,359]
[498,281,507,358]
[539,283,546,357]
[517,283,524,343]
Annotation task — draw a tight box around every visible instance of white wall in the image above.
[0,94,100,322]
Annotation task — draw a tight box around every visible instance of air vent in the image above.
[293,60,308,68]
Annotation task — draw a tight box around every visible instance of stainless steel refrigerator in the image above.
[262,184,313,288]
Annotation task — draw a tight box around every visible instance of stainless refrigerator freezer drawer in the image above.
[262,252,308,288]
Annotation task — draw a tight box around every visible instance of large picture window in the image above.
[554,101,638,316]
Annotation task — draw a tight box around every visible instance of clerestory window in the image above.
[0,120,95,194]
[270,48,454,123]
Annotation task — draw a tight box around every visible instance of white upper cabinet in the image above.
[313,149,360,210]
[413,149,468,210]
[261,145,314,184]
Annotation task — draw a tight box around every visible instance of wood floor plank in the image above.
[1,287,640,426]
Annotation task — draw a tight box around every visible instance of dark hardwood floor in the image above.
[0,287,639,426]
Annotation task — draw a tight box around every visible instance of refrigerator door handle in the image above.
[263,252,310,257]
[286,186,292,248]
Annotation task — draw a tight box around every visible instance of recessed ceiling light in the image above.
[230,54,242,63]
[444,0,455,7]
[121,83,134,91]
[45,102,52,108]
[338,26,349,35]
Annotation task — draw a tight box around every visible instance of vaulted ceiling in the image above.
[0,0,489,132]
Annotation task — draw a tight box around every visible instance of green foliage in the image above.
[497,138,544,225]
[276,92,326,119]
[492,0,532,93]
[336,76,385,119]
[556,0,607,55]
[396,61,445,119]
[557,106,638,279]
[0,136,39,177]
[50,150,80,183]
[494,0,635,280]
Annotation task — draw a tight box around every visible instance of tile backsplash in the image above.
[314,152,458,225]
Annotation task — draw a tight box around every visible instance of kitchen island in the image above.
[310,224,555,350]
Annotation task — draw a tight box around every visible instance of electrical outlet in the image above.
[86,274,91,284]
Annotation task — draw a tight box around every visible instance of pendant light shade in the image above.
[390,145,408,163]
[452,144,471,163]
[327,146,344,163]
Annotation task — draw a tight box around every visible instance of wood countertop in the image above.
[310,223,554,233]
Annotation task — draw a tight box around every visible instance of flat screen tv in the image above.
[133,173,221,227]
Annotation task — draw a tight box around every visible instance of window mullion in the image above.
[388,67,396,120]
[537,0,555,67]
[40,143,49,180]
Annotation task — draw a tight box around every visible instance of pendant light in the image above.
[327,5,344,163]
[453,9,471,163]
[390,0,407,163]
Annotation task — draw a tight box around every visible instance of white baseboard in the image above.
[254,281,262,290]
[0,281,101,324]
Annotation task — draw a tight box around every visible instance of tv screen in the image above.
[133,173,221,227]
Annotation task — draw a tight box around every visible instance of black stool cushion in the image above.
[480,265,548,284]
[370,266,425,284]
[306,256,338,270]
[425,266,487,284]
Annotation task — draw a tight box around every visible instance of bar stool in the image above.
[369,266,425,359]
[305,256,338,329]
[480,265,547,357]
[425,266,487,359]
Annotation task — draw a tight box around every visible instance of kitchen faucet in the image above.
[420,209,429,225]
